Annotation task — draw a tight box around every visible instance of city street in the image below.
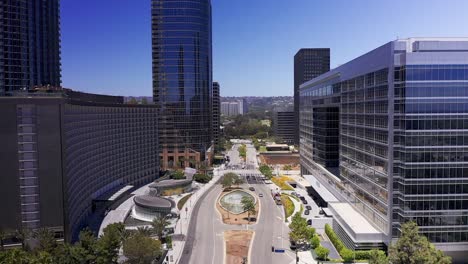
[181,142,296,264]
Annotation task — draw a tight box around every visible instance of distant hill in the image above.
[221,96,293,113]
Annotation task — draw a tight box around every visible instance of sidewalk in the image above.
[166,166,223,263]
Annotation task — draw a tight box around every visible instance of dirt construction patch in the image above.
[216,189,259,225]
[259,153,300,167]
[224,230,254,264]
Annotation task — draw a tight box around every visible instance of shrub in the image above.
[315,245,330,261]
[193,173,212,183]
[325,224,345,253]
[341,248,354,262]
[281,194,295,219]
[171,170,186,179]
[354,250,372,260]
[310,234,320,249]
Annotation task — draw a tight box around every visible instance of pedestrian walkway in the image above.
[288,251,317,264]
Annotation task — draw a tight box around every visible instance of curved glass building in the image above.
[152,0,213,169]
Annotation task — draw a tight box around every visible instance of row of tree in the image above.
[221,172,245,189]
[0,215,172,264]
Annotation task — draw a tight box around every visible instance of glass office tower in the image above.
[0,0,61,94]
[300,38,468,261]
[152,0,213,169]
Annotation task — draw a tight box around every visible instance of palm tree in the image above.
[151,215,170,239]
[15,227,31,250]
[33,228,57,253]
[136,226,153,237]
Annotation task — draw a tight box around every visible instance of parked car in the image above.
[249,187,255,191]
[291,192,298,197]
[304,210,310,215]
[307,219,312,225]
[302,199,308,205]
[259,193,263,197]
[306,205,312,210]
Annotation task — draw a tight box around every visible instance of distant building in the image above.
[212,82,221,145]
[152,0,213,169]
[0,88,159,243]
[0,0,61,95]
[300,38,468,262]
[221,100,246,116]
[294,48,330,145]
[273,109,295,144]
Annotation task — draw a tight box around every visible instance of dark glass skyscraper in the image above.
[152,0,213,169]
[0,0,61,95]
[294,49,330,145]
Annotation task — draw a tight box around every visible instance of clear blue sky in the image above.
[61,0,468,97]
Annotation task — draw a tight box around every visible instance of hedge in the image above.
[315,245,330,261]
[324,224,385,261]
[325,224,345,252]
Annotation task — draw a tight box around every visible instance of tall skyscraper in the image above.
[0,0,61,95]
[152,0,213,169]
[299,38,468,262]
[212,82,220,146]
[294,48,330,145]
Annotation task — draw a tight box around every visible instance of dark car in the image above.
[302,199,308,205]
[304,210,310,215]
[307,219,312,225]
[249,187,255,191]
[306,205,312,210]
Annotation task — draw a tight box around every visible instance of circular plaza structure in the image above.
[219,190,256,215]
[132,195,176,222]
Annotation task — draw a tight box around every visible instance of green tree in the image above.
[234,175,245,187]
[310,234,320,249]
[388,221,451,264]
[221,172,238,190]
[33,228,57,254]
[151,215,170,239]
[194,173,212,183]
[95,223,125,264]
[128,97,138,104]
[123,233,162,264]
[315,245,330,261]
[259,164,273,179]
[241,196,256,223]
[368,249,388,264]
[141,97,148,105]
[288,213,315,244]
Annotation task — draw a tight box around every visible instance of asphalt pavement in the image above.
[181,143,296,264]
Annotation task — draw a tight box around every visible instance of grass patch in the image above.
[259,146,267,152]
[177,193,193,210]
[281,194,295,221]
[271,176,294,191]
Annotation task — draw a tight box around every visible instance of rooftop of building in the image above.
[299,37,468,91]
[303,174,340,203]
[328,202,381,235]
[133,195,173,209]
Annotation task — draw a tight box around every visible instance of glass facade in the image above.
[300,39,468,250]
[393,64,468,243]
[152,0,213,168]
[63,102,159,240]
[0,0,61,94]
